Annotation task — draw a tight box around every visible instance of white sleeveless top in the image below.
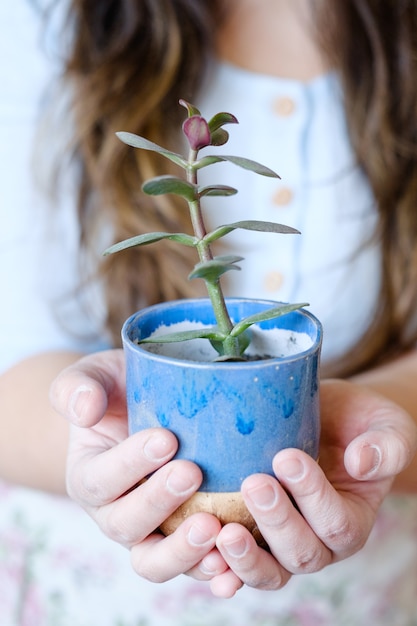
[1,3,416,626]
[196,61,381,364]
[0,7,380,372]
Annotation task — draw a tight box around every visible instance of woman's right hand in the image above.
[50,349,227,583]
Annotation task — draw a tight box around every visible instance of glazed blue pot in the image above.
[122,298,322,492]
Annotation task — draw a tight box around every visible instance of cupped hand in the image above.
[206,378,417,596]
[50,349,225,582]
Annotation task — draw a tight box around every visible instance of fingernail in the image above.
[143,434,174,462]
[69,386,92,422]
[223,537,249,558]
[199,552,222,576]
[359,444,381,477]
[246,483,277,510]
[166,470,197,496]
[187,523,215,547]
[278,458,305,482]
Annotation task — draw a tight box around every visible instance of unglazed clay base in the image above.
[159,490,267,547]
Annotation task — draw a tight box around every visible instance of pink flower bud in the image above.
[182,115,211,150]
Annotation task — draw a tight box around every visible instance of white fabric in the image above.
[1,4,416,626]
[197,62,380,363]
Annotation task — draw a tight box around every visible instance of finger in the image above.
[216,523,291,590]
[93,460,204,546]
[130,513,222,582]
[319,379,417,482]
[66,428,179,506]
[272,449,374,559]
[186,548,229,581]
[241,473,332,574]
[344,407,417,481]
[209,569,244,598]
[50,349,126,427]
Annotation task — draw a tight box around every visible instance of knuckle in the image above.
[66,471,106,506]
[100,488,179,546]
[322,516,364,552]
[260,505,292,529]
[290,547,328,574]
[130,543,173,583]
[250,572,287,591]
[142,483,178,515]
[102,507,140,545]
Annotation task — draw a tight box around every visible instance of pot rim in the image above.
[122,297,323,369]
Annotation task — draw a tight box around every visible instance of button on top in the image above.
[272,187,293,207]
[273,96,296,117]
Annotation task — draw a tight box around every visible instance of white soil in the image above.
[143,321,313,361]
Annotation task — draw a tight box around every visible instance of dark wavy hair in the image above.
[50,0,417,377]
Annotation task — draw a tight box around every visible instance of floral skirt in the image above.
[1,480,417,626]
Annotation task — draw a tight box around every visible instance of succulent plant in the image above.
[104,100,307,361]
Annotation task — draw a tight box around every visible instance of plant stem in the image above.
[187,150,240,356]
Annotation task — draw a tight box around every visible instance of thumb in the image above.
[50,349,126,427]
[344,405,417,481]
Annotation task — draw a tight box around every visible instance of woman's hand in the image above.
[50,350,225,582]
[51,353,417,598]
[207,379,417,596]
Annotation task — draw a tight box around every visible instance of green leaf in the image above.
[207,112,239,133]
[188,256,242,281]
[220,155,280,177]
[198,185,238,198]
[116,132,187,169]
[213,254,244,264]
[209,128,229,147]
[179,99,201,117]
[139,327,225,344]
[204,220,300,243]
[194,154,280,178]
[195,155,229,169]
[103,232,197,255]
[207,112,238,147]
[230,303,309,337]
[142,175,197,202]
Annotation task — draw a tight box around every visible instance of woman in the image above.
[2,1,417,623]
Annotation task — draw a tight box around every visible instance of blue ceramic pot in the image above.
[122,298,322,492]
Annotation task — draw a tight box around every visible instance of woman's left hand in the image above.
[192,379,417,597]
